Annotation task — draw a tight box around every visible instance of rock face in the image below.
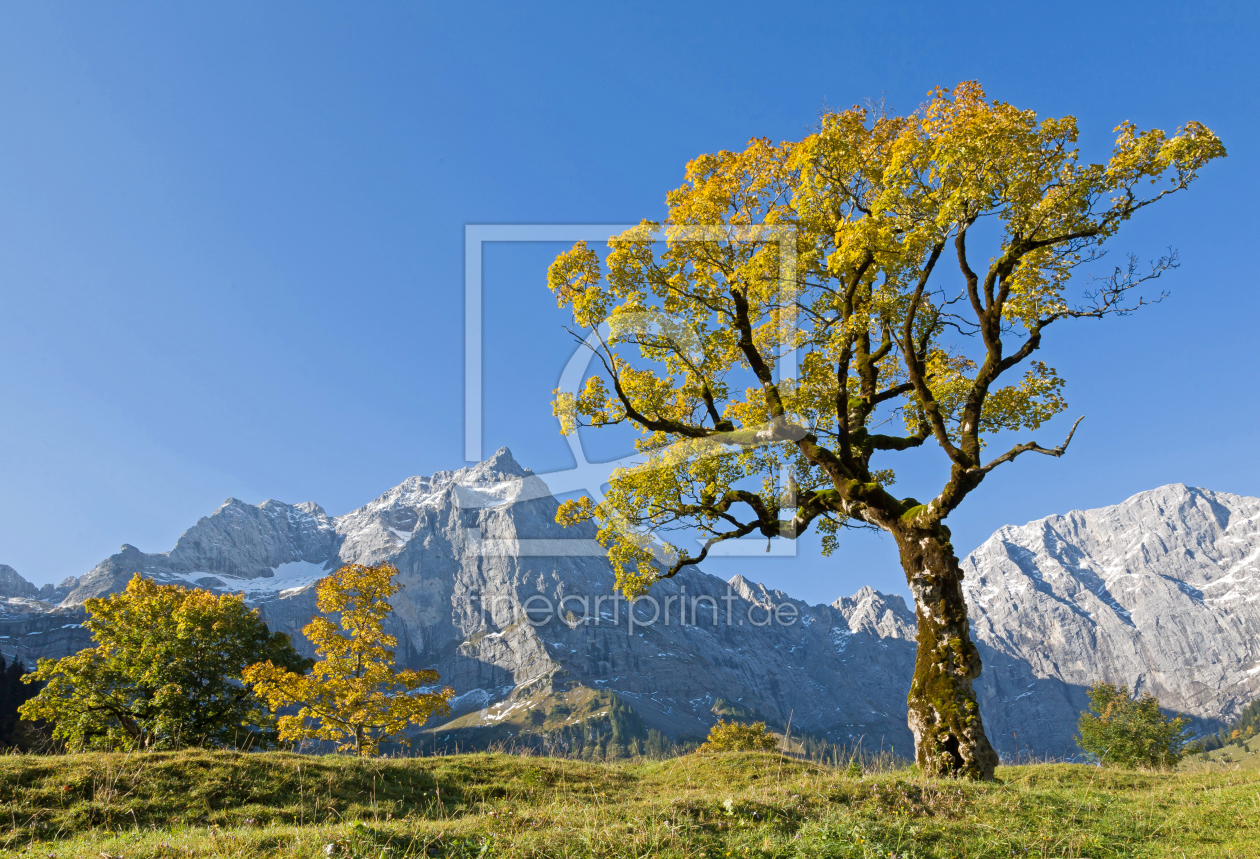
[0,565,40,600]
[0,566,91,666]
[242,449,921,751]
[3,464,1256,758]
[59,499,338,605]
[966,484,1260,757]
[1,449,920,752]
[0,602,91,668]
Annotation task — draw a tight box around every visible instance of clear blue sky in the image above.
[1,1,1256,605]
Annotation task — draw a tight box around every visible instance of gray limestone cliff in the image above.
[965,483,1260,757]
[0,449,919,752]
[60,498,337,604]
[3,462,1257,758]
[0,565,38,600]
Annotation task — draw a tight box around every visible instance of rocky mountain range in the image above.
[964,483,1260,756]
[2,451,1257,759]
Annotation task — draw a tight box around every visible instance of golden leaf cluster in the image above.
[700,718,780,752]
[544,82,1224,597]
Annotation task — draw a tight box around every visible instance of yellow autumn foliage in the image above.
[545,82,1224,599]
[700,719,780,753]
[243,563,452,756]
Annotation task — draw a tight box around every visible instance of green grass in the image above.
[1183,736,1260,772]
[1,750,1257,857]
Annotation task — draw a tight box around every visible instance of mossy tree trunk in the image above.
[894,523,998,780]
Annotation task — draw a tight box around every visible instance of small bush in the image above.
[1077,682,1192,769]
[700,719,778,752]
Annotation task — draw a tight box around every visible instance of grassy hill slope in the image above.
[1,750,1256,858]
[1184,735,1260,772]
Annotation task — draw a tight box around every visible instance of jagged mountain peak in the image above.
[0,564,80,612]
[831,585,911,616]
[968,483,1260,597]
[833,585,886,609]
[0,564,39,600]
[292,501,329,517]
[425,446,530,488]
[984,483,1247,545]
[346,448,534,518]
[831,586,916,640]
[46,450,559,608]
[726,574,792,606]
[475,446,531,479]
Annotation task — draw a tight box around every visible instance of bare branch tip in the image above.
[1060,415,1085,453]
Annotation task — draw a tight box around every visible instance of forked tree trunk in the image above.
[895,525,999,780]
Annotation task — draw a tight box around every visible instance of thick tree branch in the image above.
[658,483,857,578]
[587,336,716,440]
[730,286,786,418]
[869,423,931,451]
[901,242,965,465]
[955,221,985,320]
[870,381,915,406]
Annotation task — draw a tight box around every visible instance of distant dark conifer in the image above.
[1199,698,1260,751]
[0,654,42,748]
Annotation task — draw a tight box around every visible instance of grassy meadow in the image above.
[1184,736,1260,773]
[0,750,1256,858]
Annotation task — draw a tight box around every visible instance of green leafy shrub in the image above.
[20,574,311,751]
[700,718,778,752]
[1077,682,1192,768]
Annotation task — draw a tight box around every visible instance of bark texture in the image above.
[897,526,998,780]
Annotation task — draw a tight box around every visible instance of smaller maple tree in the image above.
[1076,682,1191,769]
[243,563,452,756]
[19,574,309,750]
[700,718,779,752]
